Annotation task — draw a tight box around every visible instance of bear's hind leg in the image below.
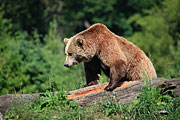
[84,58,101,87]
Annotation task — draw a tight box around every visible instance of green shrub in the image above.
[0,32,52,94]
[4,89,86,120]
[0,20,85,95]
[127,0,180,78]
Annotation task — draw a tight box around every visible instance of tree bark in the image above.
[69,78,180,106]
[0,77,180,117]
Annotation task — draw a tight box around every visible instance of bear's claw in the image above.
[104,86,114,91]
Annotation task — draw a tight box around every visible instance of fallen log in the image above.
[0,77,180,117]
[69,77,180,106]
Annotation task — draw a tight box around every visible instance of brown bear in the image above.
[64,23,157,91]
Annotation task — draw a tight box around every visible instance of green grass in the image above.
[4,82,180,120]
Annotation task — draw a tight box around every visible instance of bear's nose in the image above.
[64,64,69,67]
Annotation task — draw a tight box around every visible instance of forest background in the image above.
[0,0,180,95]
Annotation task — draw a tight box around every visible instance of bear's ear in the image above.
[64,38,69,44]
[77,39,83,47]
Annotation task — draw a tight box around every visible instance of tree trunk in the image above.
[0,77,180,117]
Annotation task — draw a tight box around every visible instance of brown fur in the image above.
[64,23,157,91]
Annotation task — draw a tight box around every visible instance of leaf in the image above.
[133,99,139,105]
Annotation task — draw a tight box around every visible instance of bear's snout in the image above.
[64,64,70,67]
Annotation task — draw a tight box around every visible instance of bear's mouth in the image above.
[75,57,84,63]
[77,57,90,63]
[73,61,79,65]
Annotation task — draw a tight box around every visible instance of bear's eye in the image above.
[68,53,72,56]
[77,39,83,47]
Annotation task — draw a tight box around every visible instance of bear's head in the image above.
[64,34,96,67]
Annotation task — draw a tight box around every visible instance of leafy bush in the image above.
[4,89,83,120]
[0,32,51,94]
[0,20,85,95]
[127,0,180,78]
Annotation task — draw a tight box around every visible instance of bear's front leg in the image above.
[105,60,126,91]
[84,58,101,87]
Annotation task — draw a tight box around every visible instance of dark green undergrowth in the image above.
[0,19,85,95]
[4,83,180,120]
[0,0,180,95]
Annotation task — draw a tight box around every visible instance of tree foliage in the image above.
[0,0,179,94]
[0,20,85,95]
[59,0,160,37]
[127,0,180,77]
